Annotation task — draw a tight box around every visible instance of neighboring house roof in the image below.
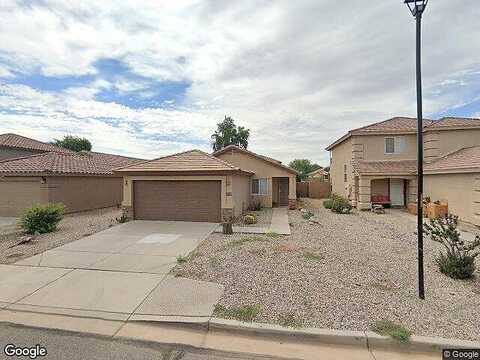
[425,146,480,174]
[0,133,71,153]
[307,167,326,176]
[352,160,417,176]
[115,149,253,175]
[0,151,142,176]
[326,117,480,150]
[212,145,299,175]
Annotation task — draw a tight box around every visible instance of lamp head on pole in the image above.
[404,0,428,17]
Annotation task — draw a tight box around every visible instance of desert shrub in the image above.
[323,199,333,209]
[248,200,262,211]
[424,214,480,279]
[243,214,257,224]
[20,203,65,234]
[302,211,314,220]
[330,195,352,214]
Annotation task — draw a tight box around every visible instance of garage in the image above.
[133,180,222,222]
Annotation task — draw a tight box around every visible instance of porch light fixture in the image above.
[404,0,429,300]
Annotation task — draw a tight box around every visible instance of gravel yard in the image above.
[234,208,273,227]
[174,198,480,341]
[0,207,122,264]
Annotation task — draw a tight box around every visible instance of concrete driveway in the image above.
[0,221,223,323]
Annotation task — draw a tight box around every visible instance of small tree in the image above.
[211,116,250,151]
[53,135,92,152]
[424,214,480,279]
[288,159,322,181]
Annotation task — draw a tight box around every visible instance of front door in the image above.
[390,179,405,207]
[279,178,289,207]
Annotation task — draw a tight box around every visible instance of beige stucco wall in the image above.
[360,134,417,161]
[0,175,122,216]
[424,172,479,226]
[0,177,47,216]
[46,176,123,213]
[216,150,296,208]
[231,174,251,217]
[330,137,352,198]
[0,146,42,161]
[431,129,480,161]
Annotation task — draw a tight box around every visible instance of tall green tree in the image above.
[288,159,322,181]
[53,135,92,152]
[211,116,250,151]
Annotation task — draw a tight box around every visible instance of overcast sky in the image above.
[0,1,479,166]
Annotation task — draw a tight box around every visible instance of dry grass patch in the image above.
[302,251,323,261]
[278,312,304,328]
[371,320,411,343]
[214,304,262,322]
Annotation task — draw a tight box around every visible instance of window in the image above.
[344,164,347,182]
[385,137,395,154]
[252,178,268,195]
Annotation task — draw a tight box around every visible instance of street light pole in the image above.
[404,0,428,300]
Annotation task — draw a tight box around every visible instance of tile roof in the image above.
[427,117,480,128]
[425,146,480,173]
[0,133,71,153]
[326,116,480,150]
[353,117,434,134]
[212,145,299,175]
[0,151,143,176]
[115,149,252,174]
[352,160,417,175]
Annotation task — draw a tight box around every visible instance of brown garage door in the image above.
[133,180,221,222]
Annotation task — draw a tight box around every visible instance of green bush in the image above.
[424,214,480,279]
[323,199,333,209]
[20,203,65,234]
[330,195,352,214]
[302,211,314,220]
[436,252,475,279]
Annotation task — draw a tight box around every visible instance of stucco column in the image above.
[121,177,134,219]
[474,177,480,226]
[357,176,371,210]
[407,178,417,205]
[288,175,297,209]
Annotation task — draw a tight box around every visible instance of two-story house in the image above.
[326,117,480,226]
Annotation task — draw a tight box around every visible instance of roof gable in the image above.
[326,116,480,151]
[212,145,298,175]
[115,149,249,173]
[0,133,71,153]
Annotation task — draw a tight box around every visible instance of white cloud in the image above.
[0,0,479,166]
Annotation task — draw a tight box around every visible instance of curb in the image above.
[208,318,480,352]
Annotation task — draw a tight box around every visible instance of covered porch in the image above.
[351,160,417,210]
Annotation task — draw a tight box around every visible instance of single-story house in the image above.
[0,133,142,216]
[0,132,72,161]
[116,145,298,222]
[307,168,329,181]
